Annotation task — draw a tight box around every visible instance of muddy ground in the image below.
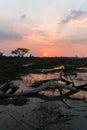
[0,97,87,130]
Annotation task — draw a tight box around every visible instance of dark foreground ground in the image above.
[0,98,87,130]
[0,56,87,130]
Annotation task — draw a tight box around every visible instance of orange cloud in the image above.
[1,21,87,57]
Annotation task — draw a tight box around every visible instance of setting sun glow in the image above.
[44,52,48,57]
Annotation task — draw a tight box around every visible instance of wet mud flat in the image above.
[0,98,87,130]
[0,71,87,130]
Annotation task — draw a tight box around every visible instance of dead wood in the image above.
[16,80,77,96]
[0,69,87,102]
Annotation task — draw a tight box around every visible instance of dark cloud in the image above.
[20,14,27,19]
[0,31,22,41]
[59,10,87,24]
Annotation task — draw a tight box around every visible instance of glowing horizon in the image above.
[0,0,87,57]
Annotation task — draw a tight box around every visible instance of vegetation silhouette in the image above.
[11,48,30,57]
[0,52,3,57]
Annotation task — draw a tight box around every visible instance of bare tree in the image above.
[11,48,30,57]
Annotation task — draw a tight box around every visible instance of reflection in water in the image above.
[22,73,59,85]
[21,72,87,98]
[11,72,87,99]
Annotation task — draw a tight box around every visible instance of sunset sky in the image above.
[0,0,87,57]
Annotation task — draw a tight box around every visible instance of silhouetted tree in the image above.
[0,52,3,57]
[11,48,30,57]
[30,53,34,57]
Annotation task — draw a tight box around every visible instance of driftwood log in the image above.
[0,80,77,98]
[16,80,77,96]
[0,82,19,94]
[0,68,87,103]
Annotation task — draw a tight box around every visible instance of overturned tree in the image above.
[0,65,87,107]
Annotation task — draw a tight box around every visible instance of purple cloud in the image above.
[20,14,27,19]
[0,30,22,41]
[59,10,87,24]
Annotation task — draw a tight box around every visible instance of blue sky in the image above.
[0,0,87,57]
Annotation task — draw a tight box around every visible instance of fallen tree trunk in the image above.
[0,71,87,101]
[16,81,77,96]
[0,80,77,98]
